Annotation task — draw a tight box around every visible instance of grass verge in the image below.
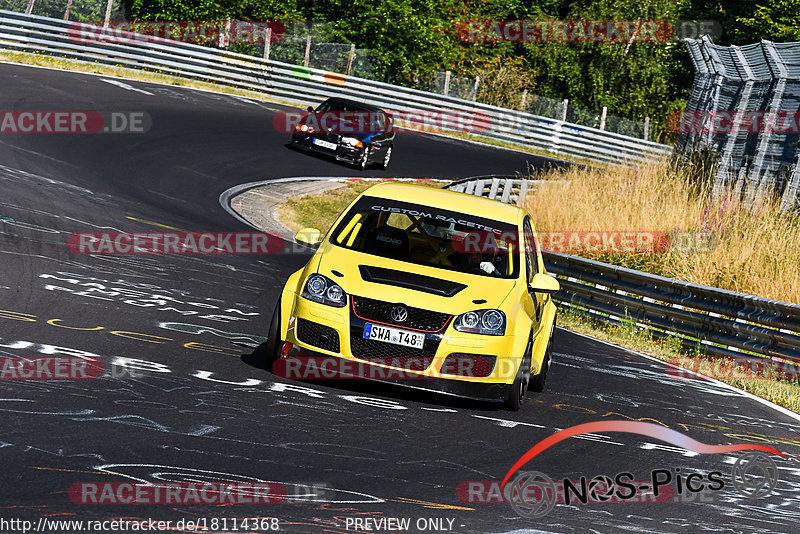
[276,177,800,415]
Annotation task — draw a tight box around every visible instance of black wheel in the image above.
[380,146,392,170]
[505,338,532,411]
[530,318,556,392]
[264,300,283,371]
[357,147,370,170]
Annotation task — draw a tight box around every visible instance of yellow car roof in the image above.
[361,182,524,225]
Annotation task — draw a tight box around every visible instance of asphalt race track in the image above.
[0,62,798,533]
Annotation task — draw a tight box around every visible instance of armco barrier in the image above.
[445,176,532,206]
[451,176,800,370]
[0,10,672,165]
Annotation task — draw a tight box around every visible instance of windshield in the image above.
[331,196,520,279]
[315,99,372,113]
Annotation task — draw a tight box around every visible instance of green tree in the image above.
[736,0,800,42]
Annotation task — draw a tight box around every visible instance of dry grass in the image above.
[278,179,444,234]
[527,160,800,304]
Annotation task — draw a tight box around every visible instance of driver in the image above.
[456,231,500,276]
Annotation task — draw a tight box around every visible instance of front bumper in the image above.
[279,295,520,402]
[291,133,364,163]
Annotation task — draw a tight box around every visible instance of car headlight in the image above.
[302,274,346,307]
[454,309,506,335]
[341,137,364,148]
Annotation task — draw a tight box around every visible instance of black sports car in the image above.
[290,97,395,170]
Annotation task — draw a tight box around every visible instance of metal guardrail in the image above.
[445,176,532,206]
[0,10,673,165]
[452,176,800,370]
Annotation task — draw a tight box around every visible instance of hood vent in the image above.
[359,265,466,297]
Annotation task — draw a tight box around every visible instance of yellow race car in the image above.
[265,182,560,410]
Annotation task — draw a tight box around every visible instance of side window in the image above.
[523,217,538,282]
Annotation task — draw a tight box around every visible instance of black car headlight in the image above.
[454,309,506,335]
[302,274,346,307]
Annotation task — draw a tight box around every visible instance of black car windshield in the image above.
[315,99,373,113]
[309,100,391,134]
[330,196,520,279]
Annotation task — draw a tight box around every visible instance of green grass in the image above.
[279,179,444,233]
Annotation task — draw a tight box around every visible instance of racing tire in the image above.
[530,317,556,393]
[264,300,283,371]
[505,338,532,411]
[380,147,392,170]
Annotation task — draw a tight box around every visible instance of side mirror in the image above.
[307,106,314,112]
[295,228,322,248]
[529,273,560,294]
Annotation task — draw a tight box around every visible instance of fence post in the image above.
[63,0,73,20]
[304,33,311,67]
[561,99,568,121]
[713,44,755,199]
[263,26,272,60]
[599,106,607,130]
[103,0,113,29]
[443,70,451,96]
[643,117,650,140]
[749,40,789,204]
[218,18,231,48]
[519,89,527,111]
[346,43,355,75]
[25,0,34,14]
[471,76,480,101]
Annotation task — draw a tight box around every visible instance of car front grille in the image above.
[296,319,340,353]
[349,335,436,371]
[351,296,451,332]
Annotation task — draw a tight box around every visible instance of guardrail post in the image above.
[471,76,480,101]
[103,0,113,29]
[489,178,501,199]
[749,40,789,205]
[25,0,35,15]
[517,179,529,206]
[346,43,355,75]
[500,179,513,203]
[304,33,312,67]
[547,121,562,155]
[63,0,73,20]
[443,70,451,96]
[263,26,272,60]
[561,99,569,122]
[218,18,231,48]
[599,107,607,130]
[643,117,650,140]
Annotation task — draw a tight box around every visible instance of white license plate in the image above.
[313,138,338,151]
[363,323,425,349]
